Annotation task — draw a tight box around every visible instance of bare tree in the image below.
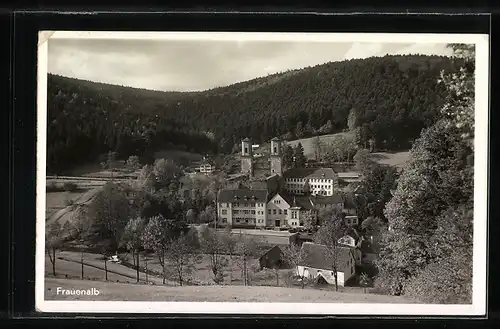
[220,227,237,284]
[45,221,66,277]
[312,135,323,162]
[141,215,170,284]
[282,243,309,289]
[122,217,146,283]
[235,235,259,286]
[199,226,227,284]
[166,232,202,286]
[313,208,347,291]
[69,205,92,280]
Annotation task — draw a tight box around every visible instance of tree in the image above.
[141,214,186,284]
[359,272,373,293]
[314,208,347,291]
[122,217,146,283]
[69,206,93,280]
[199,226,227,284]
[220,227,238,284]
[295,121,304,139]
[439,44,475,150]
[86,182,132,254]
[199,205,216,224]
[100,151,117,175]
[45,221,65,277]
[282,243,308,289]
[153,158,182,188]
[375,44,474,301]
[303,179,311,196]
[126,155,141,172]
[166,232,202,286]
[347,108,357,131]
[361,216,385,240]
[353,148,373,174]
[283,144,295,169]
[293,143,307,168]
[312,135,323,161]
[235,235,259,286]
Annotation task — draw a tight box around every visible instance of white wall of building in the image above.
[266,194,291,227]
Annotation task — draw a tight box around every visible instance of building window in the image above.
[279,209,282,215]
[273,209,277,215]
[268,209,271,214]
[222,218,227,223]
[251,210,255,214]
[221,210,227,215]
[284,210,287,215]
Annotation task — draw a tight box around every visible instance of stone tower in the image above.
[270,137,283,176]
[241,137,254,177]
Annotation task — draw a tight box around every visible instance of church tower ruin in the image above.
[270,137,283,176]
[240,137,254,177]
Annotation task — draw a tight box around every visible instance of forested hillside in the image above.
[46,54,464,174]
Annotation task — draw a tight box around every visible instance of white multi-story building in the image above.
[217,189,268,227]
[283,168,339,196]
[217,188,345,229]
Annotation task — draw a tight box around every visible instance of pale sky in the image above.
[48,39,453,92]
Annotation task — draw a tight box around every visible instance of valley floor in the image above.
[44,277,415,303]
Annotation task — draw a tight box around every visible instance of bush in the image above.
[403,259,472,304]
[63,182,78,192]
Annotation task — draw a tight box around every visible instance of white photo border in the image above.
[35,31,489,316]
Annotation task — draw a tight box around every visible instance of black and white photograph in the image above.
[35,31,488,315]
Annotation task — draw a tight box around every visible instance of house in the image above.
[337,228,363,265]
[217,189,268,228]
[344,215,359,226]
[283,168,339,196]
[296,242,356,286]
[337,171,363,183]
[259,245,286,270]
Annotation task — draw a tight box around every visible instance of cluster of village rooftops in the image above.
[216,137,360,229]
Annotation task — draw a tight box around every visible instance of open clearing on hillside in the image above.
[370,151,410,169]
[44,277,415,303]
[286,132,356,159]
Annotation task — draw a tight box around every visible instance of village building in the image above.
[283,168,339,196]
[217,189,268,227]
[258,245,287,270]
[296,242,356,287]
[195,156,215,175]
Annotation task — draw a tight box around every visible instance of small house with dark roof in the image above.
[283,167,339,196]
[258,245,287,270]
[296,242,356,286]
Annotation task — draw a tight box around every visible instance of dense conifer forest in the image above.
[46,54,464,174]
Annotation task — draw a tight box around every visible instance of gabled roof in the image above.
[283,167,336,179]
[268,192,292,207]
[218,189,268,203]
[295,196,316,210]
[242,137,251,142]
[270,137,282,142]
[299,242,354,272]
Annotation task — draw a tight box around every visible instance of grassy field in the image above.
[153,149,203,163]
[286,132,356,159]
[370,151,410,169]
[44,277,415,303]
[46,190,87,218]
[46,251,168,285]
